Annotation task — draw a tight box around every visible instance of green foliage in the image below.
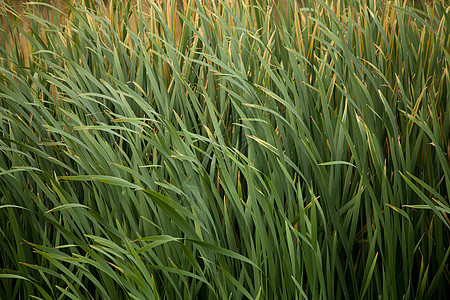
[0,0,449,298]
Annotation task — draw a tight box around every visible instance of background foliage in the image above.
[1,0,449,298]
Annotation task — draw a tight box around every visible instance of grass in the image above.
[0,0,449,298]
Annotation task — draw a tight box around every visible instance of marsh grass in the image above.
[0,0,449,298]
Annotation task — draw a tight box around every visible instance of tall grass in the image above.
[0,0,449,298]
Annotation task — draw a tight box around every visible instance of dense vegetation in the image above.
[1,0,449,298]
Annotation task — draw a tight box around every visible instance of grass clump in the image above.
[0,0,449,298]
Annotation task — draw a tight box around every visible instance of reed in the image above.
[0,0,448,298]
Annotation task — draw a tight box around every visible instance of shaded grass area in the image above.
[0,0,449,298]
